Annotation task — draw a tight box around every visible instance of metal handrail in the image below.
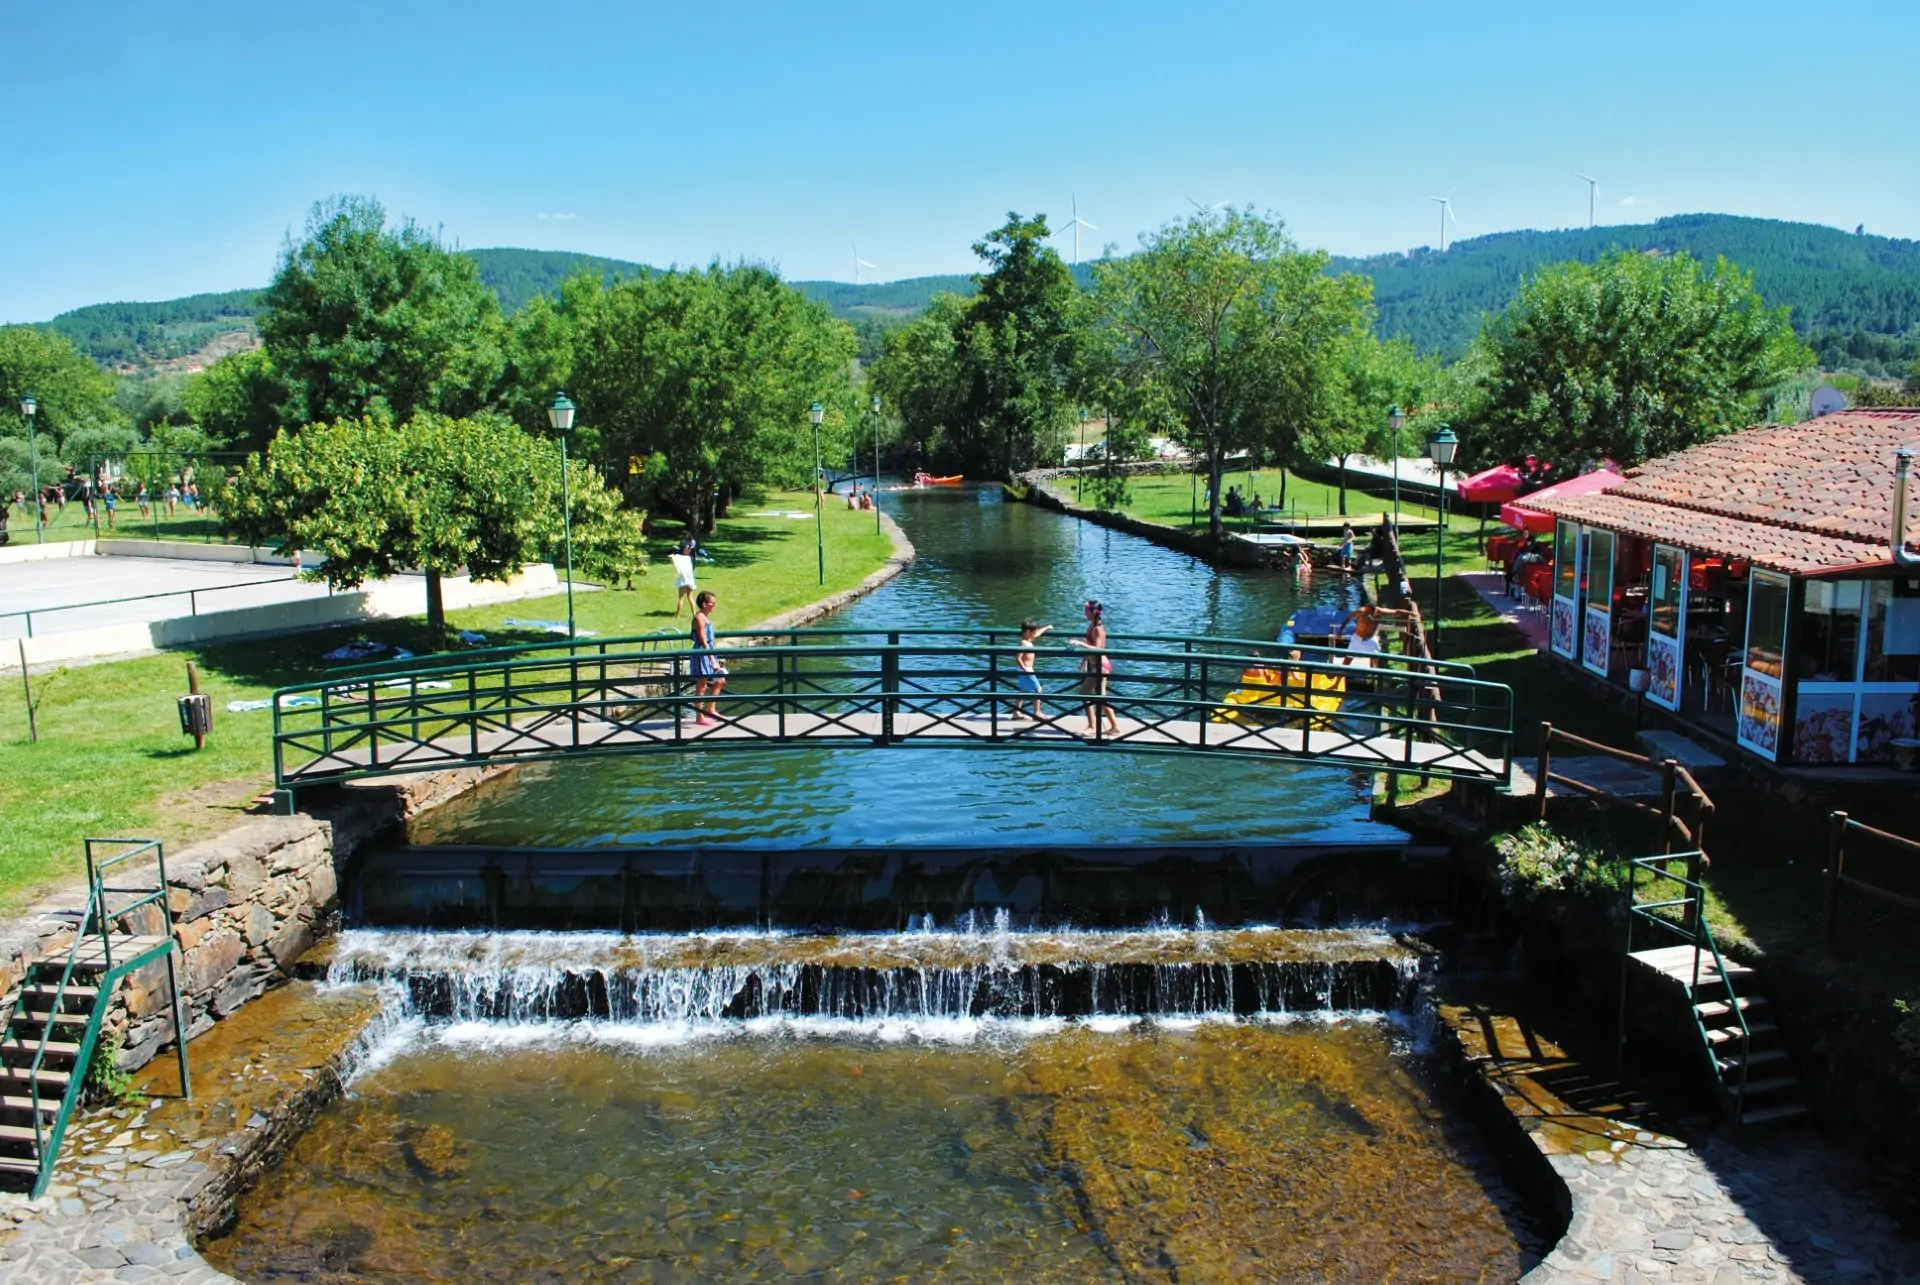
[0,575,310,638]
[1626,852,1751,1113]
[270,633,1514,792]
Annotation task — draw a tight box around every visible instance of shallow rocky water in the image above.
[201,1018,1545,1283]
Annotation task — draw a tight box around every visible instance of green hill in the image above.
[31,215,1920,376]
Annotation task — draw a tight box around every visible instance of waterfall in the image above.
[322,925,1430,1026]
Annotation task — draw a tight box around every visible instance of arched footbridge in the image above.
[268,628,1515,799]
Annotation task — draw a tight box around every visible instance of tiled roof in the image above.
[1523,410,1920,573]
[1529,491,1890,574]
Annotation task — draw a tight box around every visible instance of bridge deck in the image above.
[280,707,1508,784]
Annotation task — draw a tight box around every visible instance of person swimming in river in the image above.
[1067,599,1120,738]
[1013,618,1054,720]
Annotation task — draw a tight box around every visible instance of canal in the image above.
[412,485,1404,850]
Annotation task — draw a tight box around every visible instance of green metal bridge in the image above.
[269,628,1515,798]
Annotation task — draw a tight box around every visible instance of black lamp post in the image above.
[19,395,41,543]
[809,400,826,585]
[1427,423,1459,654]
[1387,404,1406,528]
[548,392,578,639]
[870,394,883,535]
[1077,405,1088,502]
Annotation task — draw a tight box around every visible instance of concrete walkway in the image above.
[1464,569,1551,652]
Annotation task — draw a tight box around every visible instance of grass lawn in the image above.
[1103,467,1453,533]
[5,495,230,546]
[0,491,894,911]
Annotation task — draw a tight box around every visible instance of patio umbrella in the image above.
[1499,468,1623,534]
[1457,463,1525,504]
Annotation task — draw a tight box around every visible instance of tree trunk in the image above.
[1279,465,1288,510]
[1336,456,1350,515]
[425,568,446,637]
[1207,439,1225,543]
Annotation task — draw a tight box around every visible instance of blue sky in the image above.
[3,0,1916,323]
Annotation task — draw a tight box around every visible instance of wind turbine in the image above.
[852,241,877,286]
[1430,189,1457,252]
[1187,196,1230,215]
[1059,194,1098,266]
[1576,174,1599,229]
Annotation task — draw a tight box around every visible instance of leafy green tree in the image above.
[1465,250,1810,469]
[0,325,118,455]
[958,213,1082,479]
[1303,335,1442,514]
[259,196,506,427]
[1089,207,1371,539]
[222,413,643,633]
[183,348,290,453]
[870,293,972,463]
[566,263,856,531]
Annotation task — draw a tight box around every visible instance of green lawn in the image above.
[0,491,894,910]
[5,495,231,546]
[1098,466,1453,531]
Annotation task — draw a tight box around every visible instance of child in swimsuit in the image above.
[1067,599,1120,738]
[1015,618,1054,720]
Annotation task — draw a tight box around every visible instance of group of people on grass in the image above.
[6,470,202,534]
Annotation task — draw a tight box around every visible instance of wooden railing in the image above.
[1823,812,1920,943]
[1533,722,1716,922]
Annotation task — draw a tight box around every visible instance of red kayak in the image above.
[913,473,964,486]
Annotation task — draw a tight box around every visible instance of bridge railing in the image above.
[270,630,1512,791]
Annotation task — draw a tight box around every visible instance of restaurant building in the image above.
[1521,410,1920,766]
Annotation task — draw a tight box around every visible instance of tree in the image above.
[566,263,856,532]
[1465,250,1810,469]
[0,325,118,455]
[870,293,972,464]
[1089,207,1372,540]
[221,413,643,633]
[1303,335,1442,514]
[183,348,290,453]
[958,213,1082,479]
[259,196,506,428]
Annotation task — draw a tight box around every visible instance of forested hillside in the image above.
[31,214,1920,376]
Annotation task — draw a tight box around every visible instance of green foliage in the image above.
[87,1030,136,1103]
[565,464,650,587]
[565,263,857,530]
[871,293,972,462]
[467,248,650,313]
[1465,251,1810,469]
[113,373,192,434]
[260,196,506,427]
[42,289,260,367]
[182,348,290,453]
[1332,214,1920,362]
[61,422,140,470]
[1088,207,1372,539]
[1493,823,1630,907]
[0,325,119,454]
[1305,335,1443,513]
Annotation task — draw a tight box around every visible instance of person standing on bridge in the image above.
[1014,619,1054,721]
[1068,600,1119,739]
[690,591,727,725]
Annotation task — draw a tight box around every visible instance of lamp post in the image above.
[1387,404,1405,528]
[871,394,883,535]
[547,392,578,639]
[1426,423,1459,655]
[809,400,826,585]
[19,395,41,543]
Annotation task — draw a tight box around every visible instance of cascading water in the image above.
[321,924,1431,1029]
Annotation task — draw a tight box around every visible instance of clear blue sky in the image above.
[4,0,1916,323]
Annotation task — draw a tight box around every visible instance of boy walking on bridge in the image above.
[1014,619,1054,720]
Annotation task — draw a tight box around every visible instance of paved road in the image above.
[0,556,331,641]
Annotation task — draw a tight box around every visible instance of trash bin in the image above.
[177,693,213,740]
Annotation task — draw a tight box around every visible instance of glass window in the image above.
[1651,545,1684,639]
[1744,572,1790,679]
[1584,530,1614,610]
[1796,579,1864,682]
[1554,521,1579,599]
[1863,580,1920,683]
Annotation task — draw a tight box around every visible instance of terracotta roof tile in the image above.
[1522,410,1920,572]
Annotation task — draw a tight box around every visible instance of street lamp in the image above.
[1077,406,1089,502]
[870,394,883,535]
[547,392,578,640]
[809,400,826,585]
[19,395,41,543]
[1426,423,1459,655]
[1387,404,1406,528]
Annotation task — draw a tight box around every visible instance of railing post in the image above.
[1535,722,1553,822]
[1659,758,1678,855]
[672,653,684,743]
[367,679,379,768]
[989,645,999,741]
[570,652,581,747]
[1196,657,1207,748]
[777,649,787,739]
[1824,811,1849,946]
[882,633,900,744]
[468,669,479,758]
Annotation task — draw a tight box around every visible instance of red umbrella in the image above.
[1499,468,1622,534]
[1457,464,1525,504]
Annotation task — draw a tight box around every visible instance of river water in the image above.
[413,486,1401,850]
